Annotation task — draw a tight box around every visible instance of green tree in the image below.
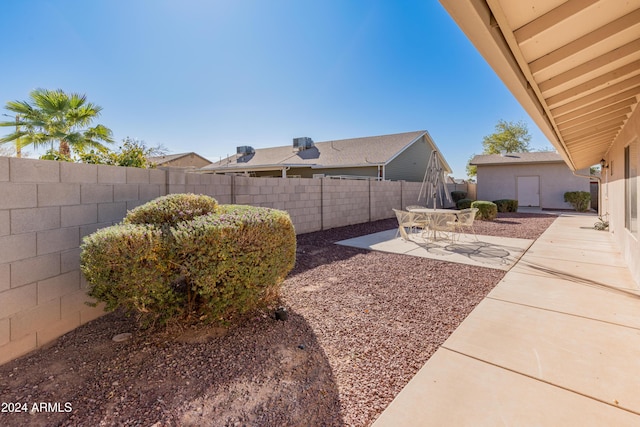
[482,119,531,154]
[467,120,532,177]
[466,154,477,178]
[77,137,167,168]
[0,88,113,157]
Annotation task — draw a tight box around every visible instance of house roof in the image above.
[201,130,452,173]
[470,151,565,166]
[147,152,212,165]
[439,0,640,170]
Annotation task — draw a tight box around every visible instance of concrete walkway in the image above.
[372,214,640,426]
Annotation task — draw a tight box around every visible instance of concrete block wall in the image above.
[1,158,413,365]
[230,176,322,235]
[321,179,370,229]
[402,181,424,208]
[0,158,167,365]
[371,181,402,221]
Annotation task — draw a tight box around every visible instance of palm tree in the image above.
[0,88,113,157]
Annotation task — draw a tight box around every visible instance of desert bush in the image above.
[172,205,296,321]
[124,193,219,226]
[564,191,591,212]
[451,191,467,203]
[80,196,296,326]
[493,199,518,213]
[471,201,497,220]
[456,198,474,209]
[80,223,183,325]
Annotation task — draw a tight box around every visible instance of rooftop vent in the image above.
[293,137,314,151]
[236,146,255,163]
[237,146,255,156]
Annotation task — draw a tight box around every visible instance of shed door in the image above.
[517,176,540,207]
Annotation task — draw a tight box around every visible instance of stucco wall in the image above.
[2,158,460,364]
[602,105,640,287]
[476,162,590,209]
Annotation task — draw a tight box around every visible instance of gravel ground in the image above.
[0,212,557,427]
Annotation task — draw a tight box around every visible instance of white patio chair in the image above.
[405,206,429,232]
[424,212,457,242]
[448,208,479,241]
[393,209,423,241]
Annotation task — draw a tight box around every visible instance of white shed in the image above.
[470,152,591,210]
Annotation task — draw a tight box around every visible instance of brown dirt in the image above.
[0,212,557,426]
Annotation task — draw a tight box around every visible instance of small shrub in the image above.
[471,201,497,221]
[451,191,467,203]
[594,215,609,231]
[493,199,518,213]
[80,196,296,327]
[456,198,474,209]
[124,193,219,226]
[564,191,591,212]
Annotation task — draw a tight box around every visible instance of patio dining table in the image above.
[407,208,461,241]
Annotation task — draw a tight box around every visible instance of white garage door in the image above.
[517,176,540,207]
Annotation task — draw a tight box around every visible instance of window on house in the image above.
[625,140,638,234]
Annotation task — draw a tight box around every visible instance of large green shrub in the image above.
[80,223,183,322]
[172,205,296,321]
[493,199,518,213]
[471,201,497,221]
[124,193,219,226]
[451,191,467,203]
[564,191,591,212]
[456,198,474,209]
[80,194,296,326]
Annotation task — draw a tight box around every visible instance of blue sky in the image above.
[0,0,552,178]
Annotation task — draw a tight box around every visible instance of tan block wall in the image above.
[0,158,168,365]
[322,179,370,229]
[0,158,427,365]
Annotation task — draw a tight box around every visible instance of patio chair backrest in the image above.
[428,212,457,231]
[393,209,415,227]
[457,208,479,226]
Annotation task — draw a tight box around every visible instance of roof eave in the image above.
[438,0,577,170]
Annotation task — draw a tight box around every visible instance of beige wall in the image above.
[0,158,168,365]
[602,105,640,287]
[1,159,461,364]
[476,163,590,209]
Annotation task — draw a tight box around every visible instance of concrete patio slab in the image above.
[490,271,640,329]
[511,255,637,289]
[443,298,640,414]
[524,242,627,266]
[372,213,640,425]
[372,348,640,427]
[336,229,532,271]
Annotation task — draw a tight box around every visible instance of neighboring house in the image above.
[469,152,591,209]
[147,152,212,169]
[439,1,640,285]
[200,130,451,182]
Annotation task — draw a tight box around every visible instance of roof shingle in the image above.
[202,131,434,171]
[470,152,563,166]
